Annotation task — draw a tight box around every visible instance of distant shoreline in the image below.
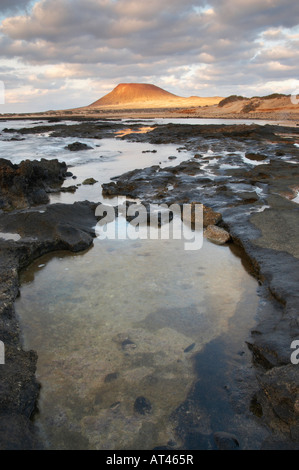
[1,107,299,127]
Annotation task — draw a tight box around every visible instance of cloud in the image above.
[0,0,298,112]
[0,0,32,14]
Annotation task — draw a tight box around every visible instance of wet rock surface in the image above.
[0,201,98,449]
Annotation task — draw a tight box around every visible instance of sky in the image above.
[0,0,298,113]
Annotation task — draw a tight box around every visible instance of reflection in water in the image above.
[16,235,259,450]
[114,126,155,138]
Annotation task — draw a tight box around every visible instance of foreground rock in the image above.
[0,158,69,211]
[0,201,98,449]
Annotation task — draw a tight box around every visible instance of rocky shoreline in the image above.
[0,107,299,123]
[0,120,299,449]
[100,122,299,448]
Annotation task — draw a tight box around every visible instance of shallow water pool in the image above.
[16,233,259,450]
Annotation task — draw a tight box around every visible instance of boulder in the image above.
[65,142,93,151]
[245,153,268,161]
[82,178,98,185]
[204,225,231,245]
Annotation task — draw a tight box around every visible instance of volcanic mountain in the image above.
[87,83,222,109]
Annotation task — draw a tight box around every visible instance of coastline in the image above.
[1,106,299,127]
[0,117,299,449]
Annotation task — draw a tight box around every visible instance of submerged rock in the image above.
[213,432,240,450]
[134,396,152,415]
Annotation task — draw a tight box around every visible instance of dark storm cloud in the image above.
[0,0,32,13]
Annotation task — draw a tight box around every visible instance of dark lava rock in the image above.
[0,201,97,251]
[48,118,61,123]
[65,142,93,151]
[104,372,119,383]
[0,414,41,450]
[213,432,240,450]
[0,158,68,211]
[254,365,299,440]
[245,153,268,161]
[82,178,98,185]
[121,338,137,351]
[184,343,195,353]
[134,396,152,415]
[59,185,78,193]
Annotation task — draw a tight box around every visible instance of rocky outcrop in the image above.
[250,365,299,448]
[0,158,69,211]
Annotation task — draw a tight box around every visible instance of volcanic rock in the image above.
[0,158,68,211]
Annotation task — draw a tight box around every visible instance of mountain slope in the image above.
[87,83,222,108]
[89,83,179,107]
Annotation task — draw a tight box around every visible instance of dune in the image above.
[193,94,299,120]
[86,83,222,109]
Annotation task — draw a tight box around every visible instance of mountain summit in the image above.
[89,83,180,107]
